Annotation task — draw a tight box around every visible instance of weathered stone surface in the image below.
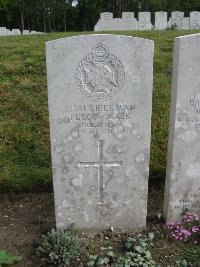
[98,13,114,31]
[179,17,189,30]
[121,12,138,30]
[6,29,11,35]
[23,30,30,35]
[155,12,167,30]
[163,33,200,223]
[11,29,21,35]
[138,12,152,30]
[0,27,6,36]
[122,12,134,20]
[111,18,123,31]
[46,34,154,230]
[100,12,113,21]
[168,18,172,28]
[171,11,184,29]
[190,11,200,29]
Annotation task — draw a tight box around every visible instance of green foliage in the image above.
[177,246,200,267]
[123,232,156,267]
[36,228,83,267]
[87,246,115,267]
[0,250,22,266]
[87,232,156,267]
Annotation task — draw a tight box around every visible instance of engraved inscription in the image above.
[177,98,200,129]
[175,193,200,211]
[75,43,125,102]
[64,104,135,135]
[78,140,122,203]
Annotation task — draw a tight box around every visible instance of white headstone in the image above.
[121,12,138,30]
[0,27,6,36]
[46,34,154,230]
[122,12,134,20]
[179,17,190,30]
[138,12,152,30]
[190,11,200,29]
[164,33,200,223]
[168,18,172,28]
[98,13,114,31]
[94,24,98,32]
[155,12,168,30]
[11,29,21,35]
[23,30,30,35]
[171,11,184,29]
[111,18,123,31]
[6,29,11,35]
[100,12,113,21]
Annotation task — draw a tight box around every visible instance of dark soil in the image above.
[0,187,182,267]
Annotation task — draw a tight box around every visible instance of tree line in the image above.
[0,0,200,33]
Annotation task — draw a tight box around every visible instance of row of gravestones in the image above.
[0,27,44,36]
[94,11,200,31]
[46,33,200,230]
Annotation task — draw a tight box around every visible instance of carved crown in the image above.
[92,43,109,62]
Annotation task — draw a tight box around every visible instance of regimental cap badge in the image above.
[75,43,125,103]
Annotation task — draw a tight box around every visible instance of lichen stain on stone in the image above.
[63,117,70,123]
[70,174,84,190]
[178,130,197,144]
[55,145,64,153]
[62,153,74,164]
[186,163,200,178]
[72,142,84,154]
[135,153,145,163]
[124,165,138,182]
[62,167,69,174]
[89,185,97,192]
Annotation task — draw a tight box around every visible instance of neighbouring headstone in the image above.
[100,12,113,21]
[111,18,123,31]
[138,12,152,30]
[168,18,172,28]
[163,33,200,223]
[23,30,30,35]
[171,11,184,29]
[0,27,6,36]
[94,24,99,32]
[6,29,11,35]
[122,12,134,20]
[155,12,167,30]
[122,12,138,30]
[179,17,189,30]
[11,29,21,35]
[190,11,200,29]
[98,12,113,31]
[46,34,154,230]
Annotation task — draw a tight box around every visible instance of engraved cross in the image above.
[79,140,122,204]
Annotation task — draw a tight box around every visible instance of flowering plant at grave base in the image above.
[167,210,200,244]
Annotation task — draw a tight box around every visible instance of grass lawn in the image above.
[0,30,200,192]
